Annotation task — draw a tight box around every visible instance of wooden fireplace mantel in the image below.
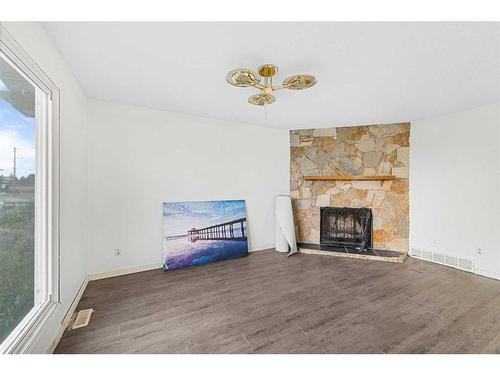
[303,175,396,181]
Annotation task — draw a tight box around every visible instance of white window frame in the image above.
[0,25,60,354]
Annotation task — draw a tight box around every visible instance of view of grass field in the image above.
[0,193,34,343]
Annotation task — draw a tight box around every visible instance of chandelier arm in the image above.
[272,84,292,91]
[253,83,267,90]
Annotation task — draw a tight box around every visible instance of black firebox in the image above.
[320,207,372,251]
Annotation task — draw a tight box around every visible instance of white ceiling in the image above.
[43,22,500,129]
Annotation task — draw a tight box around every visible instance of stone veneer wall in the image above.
[290,123,410,253]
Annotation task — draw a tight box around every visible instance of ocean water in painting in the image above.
[162,200,248,270]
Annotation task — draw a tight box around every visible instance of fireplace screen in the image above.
[320,207,372,250]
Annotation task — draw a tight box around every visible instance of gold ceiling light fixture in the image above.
[226,64,317,106]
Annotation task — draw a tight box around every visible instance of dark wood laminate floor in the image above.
[54,250,500,354]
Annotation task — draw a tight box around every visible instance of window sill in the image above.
[0,299,60,354]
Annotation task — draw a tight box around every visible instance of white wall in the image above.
[410,103,500,279]
[1,23,88,352]
[87,99,289,275]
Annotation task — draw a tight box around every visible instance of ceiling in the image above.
[43,22,500,129]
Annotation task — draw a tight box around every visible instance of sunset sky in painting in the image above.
[163,200,246,237]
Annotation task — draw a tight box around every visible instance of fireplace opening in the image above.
[320,207,372,251]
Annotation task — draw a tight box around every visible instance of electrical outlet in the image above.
[115,248,121,256]
[477,248,483,255]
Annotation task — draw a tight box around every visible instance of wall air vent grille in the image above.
[421,250,433,261]
[458,258,474,272]
[410,248,474,273]
[432,252,445,264]
[444,255,458,268]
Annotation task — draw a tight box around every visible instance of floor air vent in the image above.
[410,248,474,273]
[71,308,94,329]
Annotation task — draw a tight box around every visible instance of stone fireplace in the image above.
[290,123,410,253]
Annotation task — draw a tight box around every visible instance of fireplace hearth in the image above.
[320,207,372,251]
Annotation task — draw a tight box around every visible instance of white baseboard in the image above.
[88,263,164,281]
[89,249,272,282]
[249,245,274,252]
[475,267,500,281]
[88,249,273,282]
[46,277,89,354]
[88,249,275,280]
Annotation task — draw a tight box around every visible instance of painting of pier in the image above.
[162,200,248,270]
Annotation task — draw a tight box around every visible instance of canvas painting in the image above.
[162,200,248,270]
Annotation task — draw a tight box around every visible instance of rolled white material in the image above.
[275,195,298,256]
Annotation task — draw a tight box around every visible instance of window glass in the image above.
[0,54,36,343]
